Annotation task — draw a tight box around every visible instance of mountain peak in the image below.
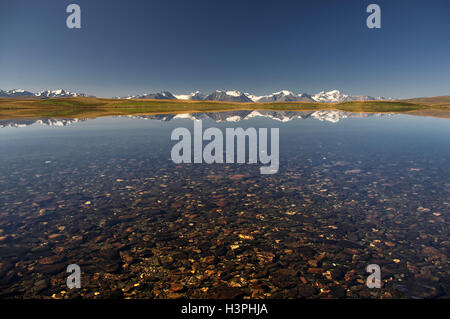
[35,89,90,98]
[205,90,252,102]
[1,87,388,102]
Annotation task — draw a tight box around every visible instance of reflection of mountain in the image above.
[1,111,387,129]
[0,118,87,128]
[126,110,386,123]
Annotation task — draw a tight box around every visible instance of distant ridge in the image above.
[205,90,253,102]
[115,89,392,103]
[1,88,393,102]
[0,88,92,98]
[0,89,36,97]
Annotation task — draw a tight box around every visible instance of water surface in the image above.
[0,111,449,298]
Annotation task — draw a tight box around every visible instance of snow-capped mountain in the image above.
[137,91,176,99]
[312,90,381,103]
[313,90,350,103]
[249,90,315,103]
[0,88,92,98]
[171,89,386,103]
[0,89,35,97]
[35,89,91,98]
[204,90,253,102]
[173,91,206,101]
[1,87,390,102]
[118,91,176,100]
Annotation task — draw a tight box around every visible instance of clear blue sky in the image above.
[1,0,449,98]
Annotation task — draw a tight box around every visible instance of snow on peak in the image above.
[34,89,88,98]
[173,94,191,100]
[173,91,205,100]
[225,90,243,97]
[274,90,295,96]
[328,90,341,94]
[311,110,348,123]
[312,90,349,103]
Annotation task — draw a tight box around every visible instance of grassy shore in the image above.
[1,96,449,120]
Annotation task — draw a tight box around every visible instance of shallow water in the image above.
[0,111,449,299]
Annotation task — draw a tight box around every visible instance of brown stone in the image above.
[121,254,134,264]
[230,174,249,181]
[170,283,184,292]
[39,256,63,265]
[209,287,247,299]
[271,269,298,289]
[307,268,323,274]
[167,292,183,299]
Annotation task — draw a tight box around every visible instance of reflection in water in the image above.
[0,118,88,128]
[125,110,387,124]
[0,112,448,299]
[0,110,389,128]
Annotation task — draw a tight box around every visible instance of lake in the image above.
[0,110,449,299]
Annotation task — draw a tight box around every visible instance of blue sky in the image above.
[0,0,449,98]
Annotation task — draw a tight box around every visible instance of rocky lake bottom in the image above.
[0,111,448,299]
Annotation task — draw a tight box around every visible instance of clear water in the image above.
[0,111,449,299]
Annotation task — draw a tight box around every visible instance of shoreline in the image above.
[0,97,449,120]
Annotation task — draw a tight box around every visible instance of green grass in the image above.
[0,96,448,120]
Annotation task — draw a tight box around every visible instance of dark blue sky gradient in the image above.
[0,0,449,98]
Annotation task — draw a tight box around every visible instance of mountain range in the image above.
[0,89,92,98]
[1,88,390,103]
[117,89,390,103]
